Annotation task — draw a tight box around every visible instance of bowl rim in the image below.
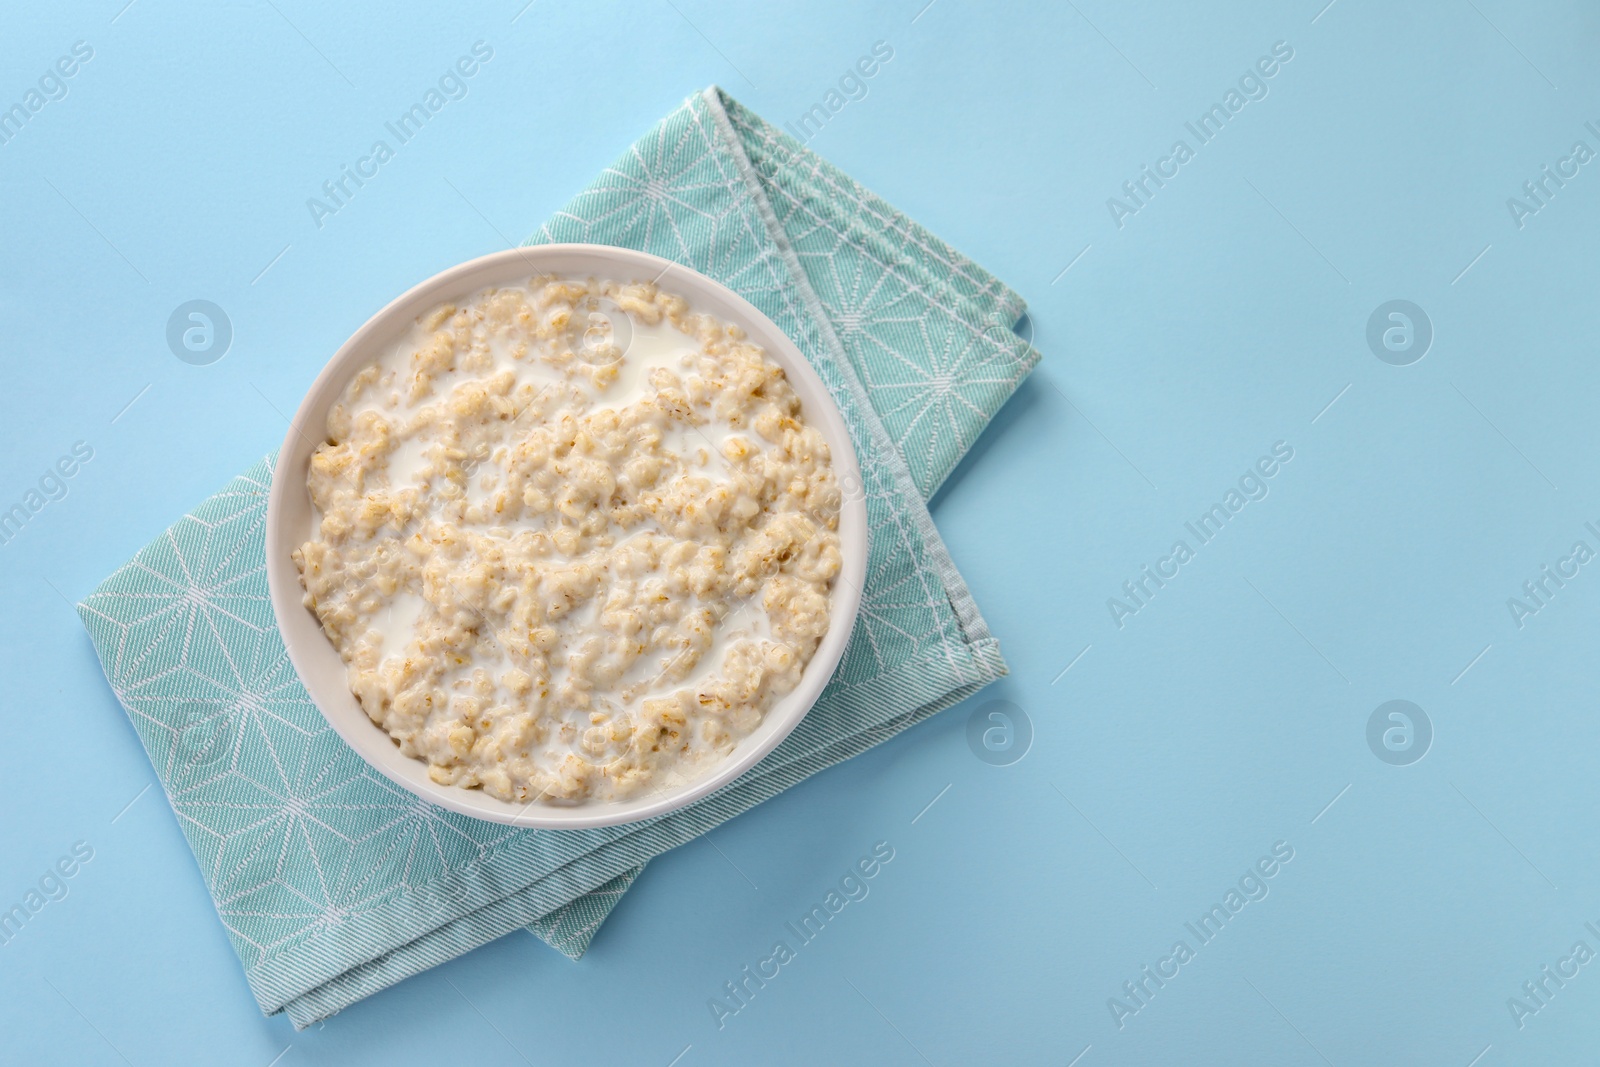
[265,244,867,830]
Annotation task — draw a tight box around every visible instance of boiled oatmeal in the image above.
[291,277,842,804]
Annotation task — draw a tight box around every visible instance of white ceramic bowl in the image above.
[266,245,866,830]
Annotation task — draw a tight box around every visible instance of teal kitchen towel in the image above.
[76,87,1039,1027]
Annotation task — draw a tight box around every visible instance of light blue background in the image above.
[2,0,1595,1063]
